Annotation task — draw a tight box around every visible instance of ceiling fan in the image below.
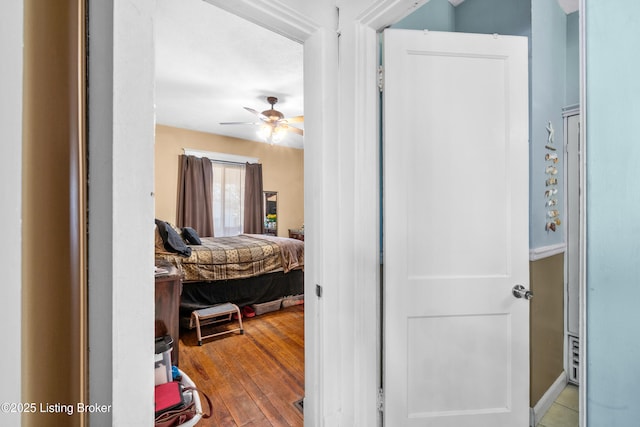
[220,96,304,143]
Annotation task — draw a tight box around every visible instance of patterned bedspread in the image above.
[156,234,303,282]
[245,234,304,273]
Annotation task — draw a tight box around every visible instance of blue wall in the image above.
[530,0,567,249]
[565,12,579,106]
[392,0,531,37]
[586,1,640,424]
[456,0,531,38]
[392,0,454,31]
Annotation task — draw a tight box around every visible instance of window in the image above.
[183,150,258,237]
[211,161,245,236]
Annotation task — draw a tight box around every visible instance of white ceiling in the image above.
[154,0,304,149]
[154,0,579,150]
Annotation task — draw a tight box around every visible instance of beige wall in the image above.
[155,125,304,237]
[530,253,565,407]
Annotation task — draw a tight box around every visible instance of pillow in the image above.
[154,225,168,253]
[181,227,202,245]
[155,219,192,257]
[169,222,182,237]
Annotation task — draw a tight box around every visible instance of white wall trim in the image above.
[530,371,568,427]
[0,1,23,422]
[203,0,321,43]
[578,1,588,426]
[88,0,156,424]
[529,243,567,261]
[301,27,339,427]
[356,0,429,29]
[563,105,580,117]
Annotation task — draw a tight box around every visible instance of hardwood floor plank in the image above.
[252,394,291,426]
[208,345,271,426]
[191,346,238,426]
[179,305,304,427]
[211,344,278,426]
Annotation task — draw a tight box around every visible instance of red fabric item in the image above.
[155,381,184,416]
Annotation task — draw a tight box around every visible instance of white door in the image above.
[383,29,530,427]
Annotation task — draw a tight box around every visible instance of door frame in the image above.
[562,106,582,369]
[562,104,589,423]
[1,0,23,420]
[578,2,588,423]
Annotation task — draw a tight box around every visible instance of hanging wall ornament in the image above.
[545,121,556,150]
[544,120,561,233]
[545,152,559,163]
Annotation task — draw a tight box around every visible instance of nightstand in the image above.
[155,265,182,366]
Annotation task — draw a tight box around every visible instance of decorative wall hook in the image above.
[546,121,555,144]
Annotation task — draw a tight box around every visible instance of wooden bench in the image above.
[191,303,244,346]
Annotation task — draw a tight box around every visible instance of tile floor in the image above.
[537,384,579,427]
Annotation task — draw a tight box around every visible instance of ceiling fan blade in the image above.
[285,126,304,136]
[219,121,261,125]
[243,107,269,121]
[283,115,304,123]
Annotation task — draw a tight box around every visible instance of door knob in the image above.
[512,284,533,300]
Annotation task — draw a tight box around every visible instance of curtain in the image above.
[177,155,214,237]
[243,163,264,234]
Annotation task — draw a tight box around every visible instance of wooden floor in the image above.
[178,304,304,427]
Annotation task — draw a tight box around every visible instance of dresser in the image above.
[155,265,182,366]
[288,229,304,241]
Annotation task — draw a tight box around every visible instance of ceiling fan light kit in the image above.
[221,96,303,144]
[258,123,286,144]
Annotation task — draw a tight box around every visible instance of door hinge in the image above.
[377,388,384,412]
[316,284,323,298]
[377,65,384,92]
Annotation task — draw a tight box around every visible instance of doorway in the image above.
[384,1,582,426]
[154,2,306,425]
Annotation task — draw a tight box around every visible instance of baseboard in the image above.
[530,372,568,427]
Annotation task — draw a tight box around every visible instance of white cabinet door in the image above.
[383,29,530,427]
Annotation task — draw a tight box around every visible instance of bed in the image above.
[154,225,304,324]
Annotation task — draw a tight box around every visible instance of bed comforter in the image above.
[156,234,304,282]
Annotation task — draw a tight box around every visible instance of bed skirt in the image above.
[179,269,304,325]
